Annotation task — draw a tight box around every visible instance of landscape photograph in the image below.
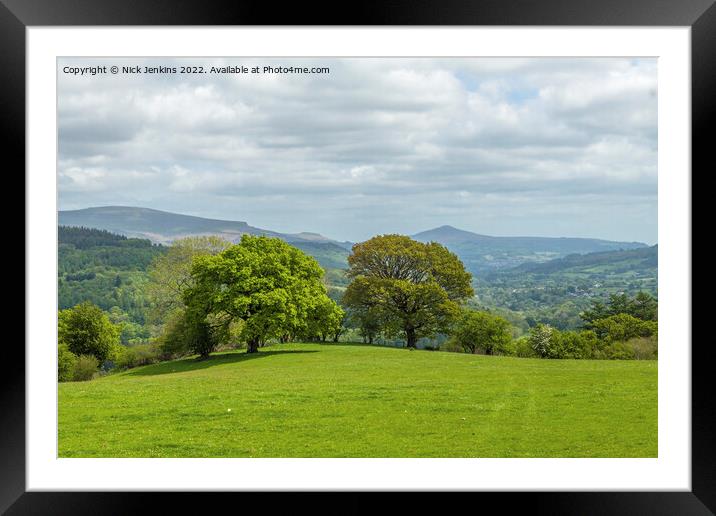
[57,57,658,458]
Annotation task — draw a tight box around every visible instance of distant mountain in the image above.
[413,225,492,244]
[412,225,647,276]
[59,207,649,277]
[58,206,331,245]
[59,206,351,271]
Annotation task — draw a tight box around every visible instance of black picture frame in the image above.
[4,0,709,513]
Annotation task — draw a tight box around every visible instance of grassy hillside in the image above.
[59,343,657,458]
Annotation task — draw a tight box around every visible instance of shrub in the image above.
[115,342,162,370]
[440,338,464,353]
[551,330,599,359]
[450,310,512,355]
[72,354,99,381]
[58,345,78,382]
[599,335,658,360]
[602,341,636,360]
[514,336,538,358]
[527,325,598,359]
[529,324,554,358]
[59,302,120,363]
[628,335,658,359]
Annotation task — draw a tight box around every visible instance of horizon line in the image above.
[58,204,653,246]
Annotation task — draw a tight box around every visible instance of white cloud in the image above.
[58,57,657,243]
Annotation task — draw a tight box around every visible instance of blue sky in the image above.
[58,57,657,244]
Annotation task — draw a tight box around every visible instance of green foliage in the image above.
[107,306,151,344]
[628,335,658,360]
[590,313,657,343]
[450,309,512,355]
[299,297,346,342]
[600,341,636,360]
[476,249,657,331]
[630,291,659,321]
[528,324,600,359]
[58,226,165,324]
[145,235,231,330]
[72,354,99,381]
[290,242,350,270]
[514,336,537,358]
[529,324,554,358]
[115,342,163,370]
[159,309,224,358]
[58,345,78,382]
[550,329,600,359]
[344,235,473,348]
[582,292,658,328]
[185,235,340,353]
[59,226,154,249]
[342,277,384,345]
[58,302,120,363]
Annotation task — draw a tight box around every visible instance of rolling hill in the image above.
[58,206,332,244]
[59,206,649,276]
[507,244,658,275]
[58,343,657,458]
[472,245,658,331]
[412,225,647,275]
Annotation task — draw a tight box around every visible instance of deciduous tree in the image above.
[146,235,231,331]
[450,310,512,355]
[344,235,473,348]
[185,235,341,353]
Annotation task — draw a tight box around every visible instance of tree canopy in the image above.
[343,235,473,348]
[58,301,120,363]
[581,292,657,328]
[145,235,231,330]
[184,234,341,353]
[450,309,512,355]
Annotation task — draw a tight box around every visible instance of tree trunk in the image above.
[406,328,417,349]
[247,337,260,354]
[368,335,373,345]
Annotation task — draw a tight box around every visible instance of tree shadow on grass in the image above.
[124,349,319,377]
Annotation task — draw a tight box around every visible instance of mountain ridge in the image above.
[59,206,327,245]
[412,224,646,247]
[59,206,650,275]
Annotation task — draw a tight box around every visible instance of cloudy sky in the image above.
[58,57,657,244]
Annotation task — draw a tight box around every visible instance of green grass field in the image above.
[58,343,657,457]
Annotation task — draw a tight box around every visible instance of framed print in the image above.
[4,0,710,513]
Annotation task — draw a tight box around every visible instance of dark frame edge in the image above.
[691,1,716,513]
[7,0,711,514]
[0,1,26,515]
